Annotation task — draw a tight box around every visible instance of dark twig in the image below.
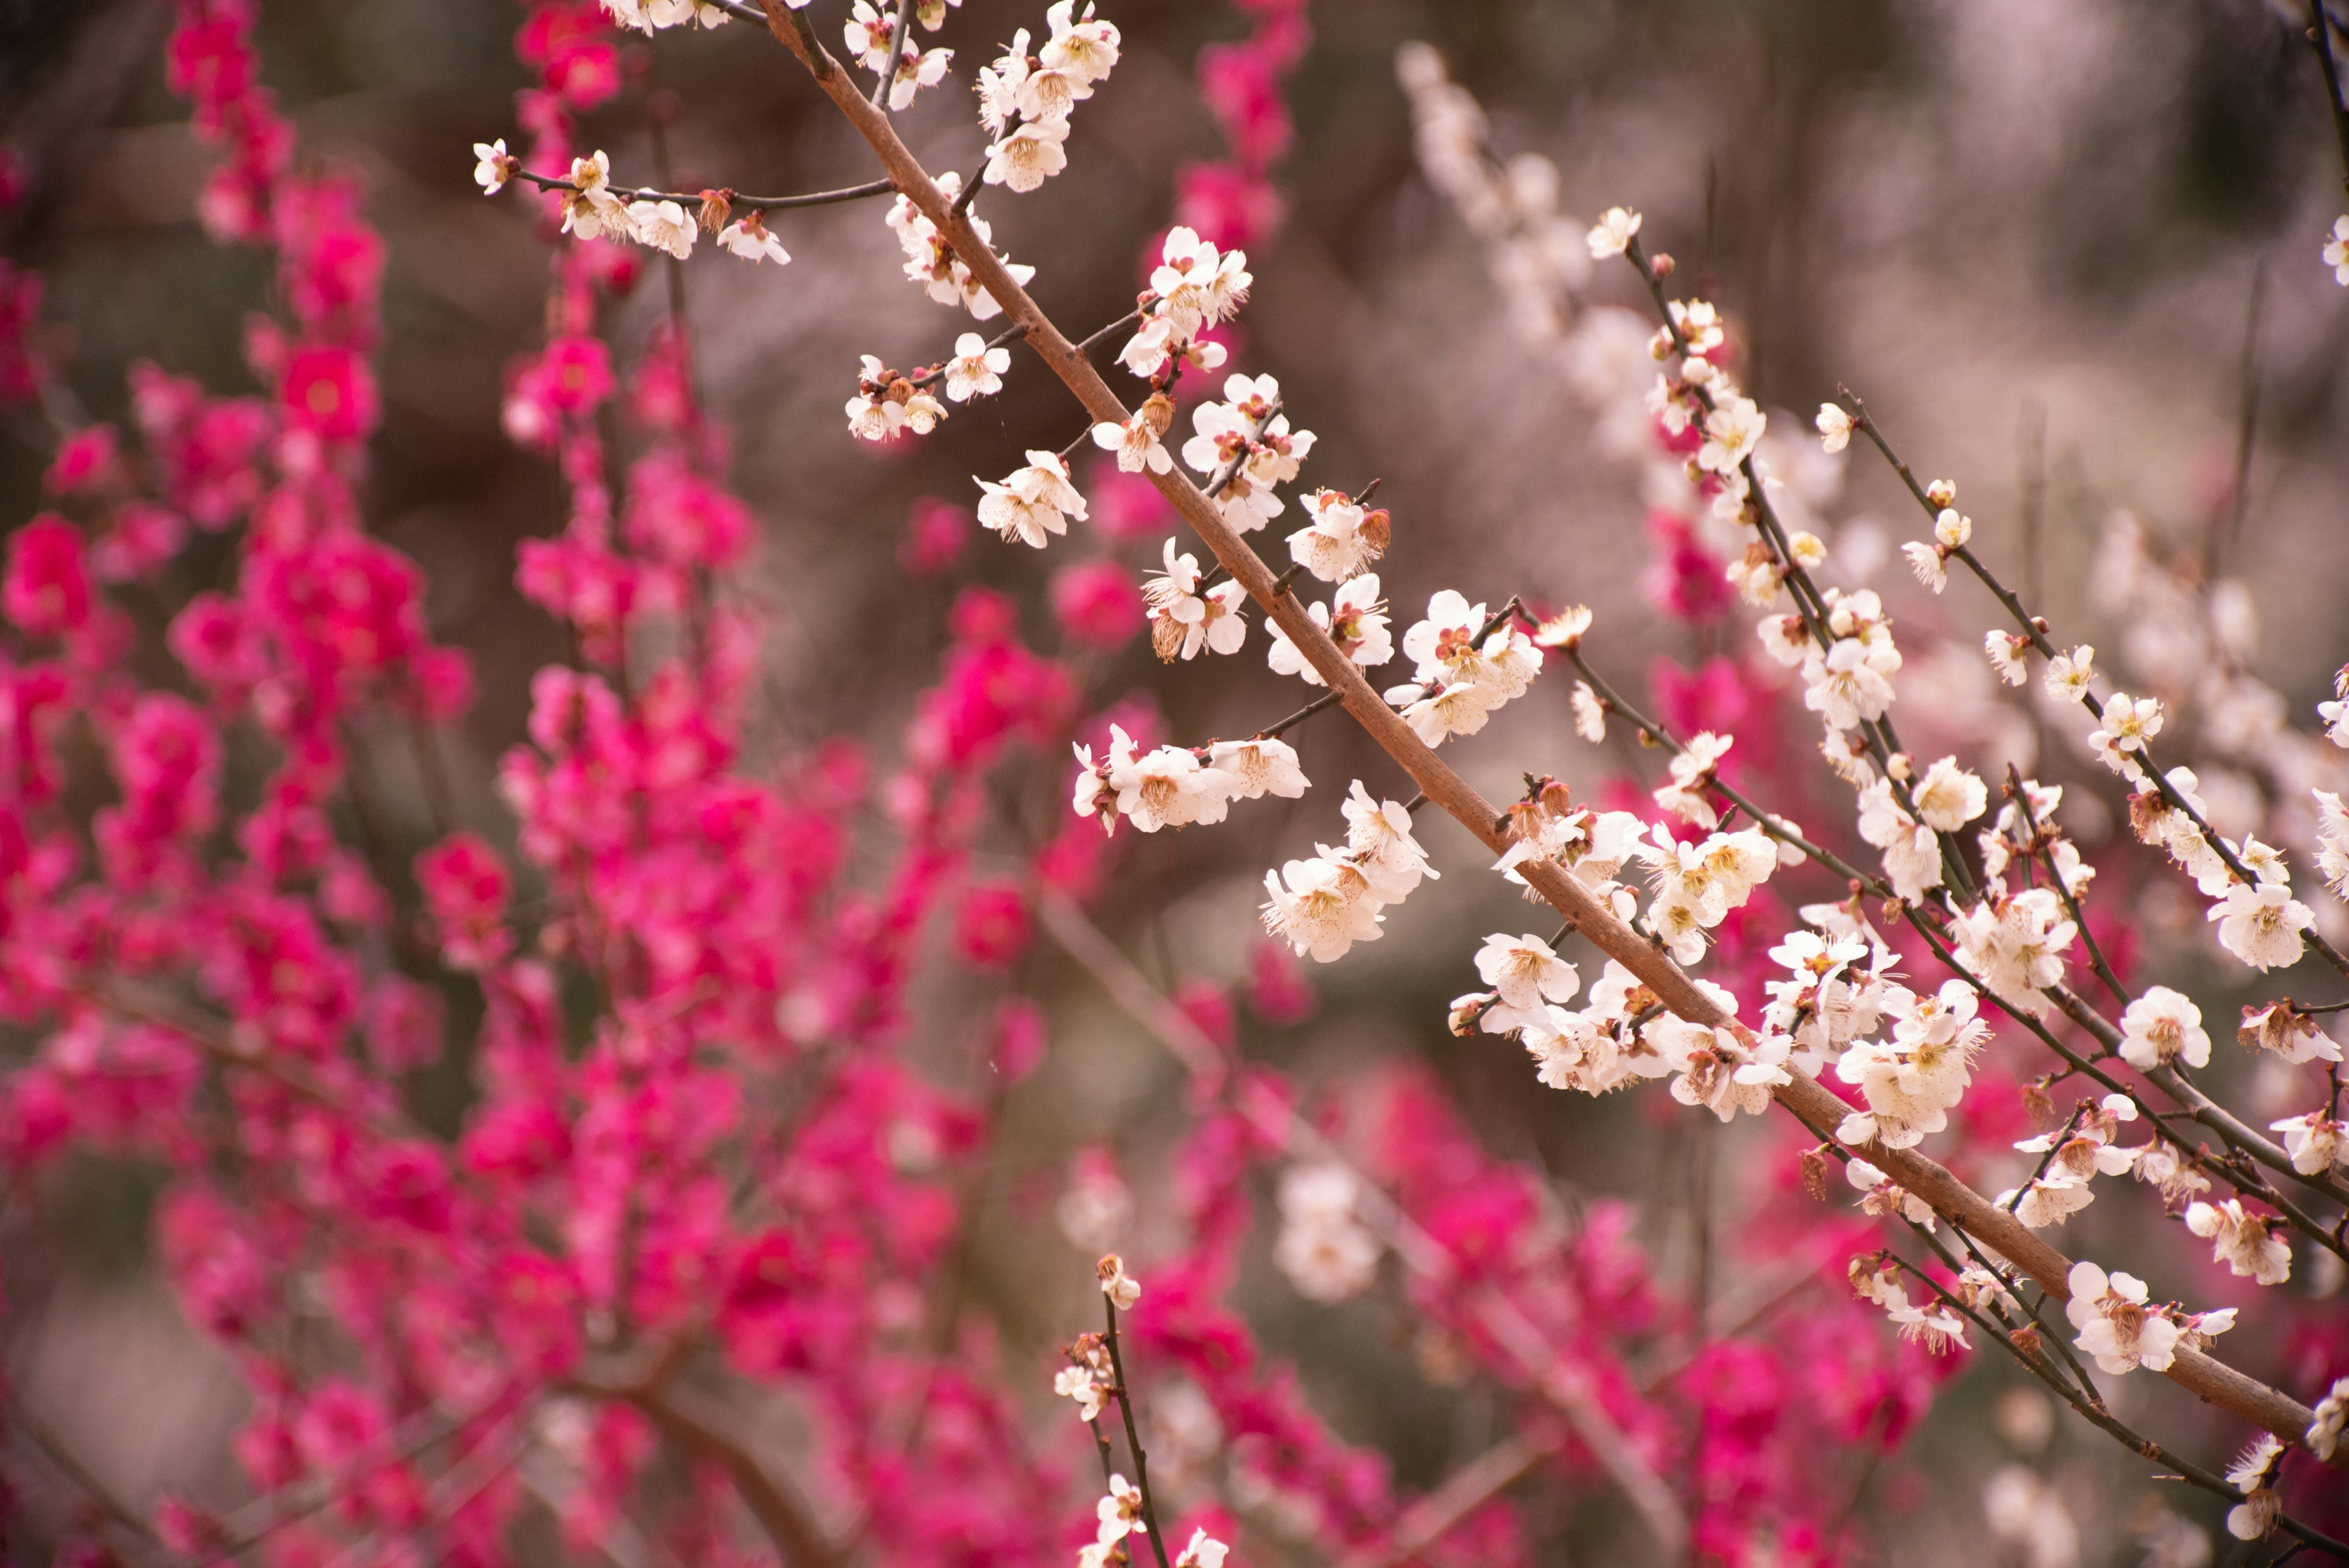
[1101,1298,1174,1568]
[510,168,894,212]
[871,0,915,110]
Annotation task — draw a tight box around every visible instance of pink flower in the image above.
[954,882,1033,968]
[900,497,970,575]
[278,344,377,445]
[2,515,91,637]
[418,831,514,972]
[1052,559,1145,649]
[44,425,121,495]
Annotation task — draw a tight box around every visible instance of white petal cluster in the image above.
[844,0,953,110]
[1844,1157,1938,1229]
[1393,45,1592,341]
[1815,401,1852,453]
[1071,726,1226,834]
[975,6,1118,190]
[1585,205,1640,259]
[1652,730,1734,828]
[1976,778,2092,895]
[598,0,736,32]
[846,355,948,442]
[1848,1256,1969,1353]
[943,332,1012,402]
[1999,1095,2143,1228]
[1090,391,1174,474]
[1791,588,1901,739]
[1052,1334,1113,1421]
[1267,574,1392,688]
[2225,1435,2284,1542]
[886,177,1036,319]
[1260,783,1436,964]
[2268,1108,2347,1176]
[1835,981,1989,1150]
[1118,226,1251,381]
[1946,887,2075,1019]
[2309,1375,2349,1462]
[1384,590,1542,746]
[1855,777,1942,904]
[1763,929,1893,1072]
[1141,540,1247,661]
[1286,489,1388,584]
[2116,986,2209,1072]
[2184,1198,2291,1286]
[2325,214,2349,287]
[2064,1260,2216,1375]
[2314,787,2349,897]
[974,449,1085,546]
[1271,1164,1379,1303]
[1178,373,1309,530]
[1631,820,1779,966]
[1653,1017,1795,1121]
[473,139,512,195]
[717,213,791,265]
[2208,879,2314,972]
[2237,1002,2343,1065]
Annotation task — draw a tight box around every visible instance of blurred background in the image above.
[4,0,2348,1562]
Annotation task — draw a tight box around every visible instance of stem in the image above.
[1100,1298,1174,1568]
[870,0,914,110]
[511,168,895,212]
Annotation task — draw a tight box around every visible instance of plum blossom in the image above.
[717,213,791,264]
[1141,540,1246,661]
[1653,730,1732,828]
[2184,1198,2290,1286]
[472,139,512,194]
[2116,986,2209,1072]
[1286,489,1387,583]
[943,332,1012,401]
[2064,1261,2180,1374]
[1474,931,1579,1027]
[984,115,1071,192]
[1585,205,1639,259]
[2237,1002,2343,1065]
[625,198,696,259]
[2043,644,2095,704]
[976,450,1086,548]
[1816,401,1852,452]
[1984,631,2030,686]
[1096,1472,1146,1542]
[1178,374,1311,531]
[2325,214,2349,286]
[2208,880,2312,972]
[1261,852,1384,962]
[1654,1020,1793,1122]
[1091,392,1174,472]
[1910,756,1987,833]
[1835,981,1987,1150]
[1096,1254,1141,1310]
[1108,742,1233,832]
[1267,573,1391,686]
[2310,1376,2349,1461]
[1855,778,1943,904]
[1272,1163,1379,1303]
[1206,737,1307,801]
[2268,1109,2346,1175]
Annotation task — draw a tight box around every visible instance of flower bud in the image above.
[1447,992,1495,1037]
[1650,250,1675,277]
[1924,478,1957,509]
[1799,1144,1830,1202]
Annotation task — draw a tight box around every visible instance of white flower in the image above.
[983,115,1071,192]
[1096,1254,1142,1311]
[1041,1,1121,84]
[1855,779,1943,904]
[1109,743,1234,831]
[843,0,891,67]
[1286,489,1384,582]
[885,43,954,110]
[1173,1529,1227,1568]
[473,138,511,194]
[2185,1198,2290,1286]
[2117,986,2209,1072]
[716,213,791,264]
[1910,756,1987,833]
[2087,692,2162,768]
[2064,1261,2180,1374]
[1142,539,1246,661]
[1096,1471,1146,1542]
[1261,853,1383,962]
[1150,228,1253,333]
[1984,631,2030,687]
[943,332,1012,402]
[1585,205,1641,259]
[1475,932,1580,1019]
[2238,1002,2343,1065]
[1933,508,1971,549]
[2043,644,2095,704]
[1091,395,1174,473]
[1699,393,1765,475]
[1390,680,1495,746]
[1272,1164,1379,1302]
[2208,881,2312,972]
[1655,1021,1792,1122]
[1207,737,1307,800]
[1948,888,2074,1016]
[1815,402,1851,453]
[2309,1375,2349,1460]
[974,35,1030,136]
[1343,781,1438,904]
[626,198,696,259]
[975,450,1086,548]
[1835,981,1986,1149]
[2225,1435,2284,1542]
[1901,541,1947,593]
[2269,1109,2347,1175]
[1269,574,1390,686]
[559,151,628,240]
[2326,214,2349,286]
[1653,730,1732,828]
[1802,635,1899,732]
[2311,787,2349,897]
[1570,681,1607,742]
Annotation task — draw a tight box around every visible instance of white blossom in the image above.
[625,198,696,259]
[2207,880,2313,972]
[1475,931,1580,1024]
[2309,1375,2349,1461]
[1097,1254,1142,1310]
[1109,742,1234,831]
[2064,1261,2180,1374]
[975,450,1086,548]
[1286,489,1384,582]
[1261,852,1383,962]
[1041,1,1121,84]
[1091,394,1174,472]
[473,139,511,195]
[2185,1198,2290,1286]
[2238,1002,2343,1065]
[1141,539,1245,661]
[1910,756,1987,833]
[2117,986,2209,1072]
[1815,402,1851,453]
[1268,574,1391,686]
[2326,215,2349,287]
[2269,1109,2347,1176]
[717,213,791,264]
[1984,631,2030,687]
[1570,680,1607,741]
[1207,736,1307,800]
[1585,205,1640,259]
[943,332,1012,402]
[2043,644,2096,704]
[1272,1164,1379,1302]
[984,115,1071,191]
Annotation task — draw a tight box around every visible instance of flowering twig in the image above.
[508,168,895,212]
[763,5,2342,1470]
[1099,1295,1174,1568]
[871,0,915,111]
